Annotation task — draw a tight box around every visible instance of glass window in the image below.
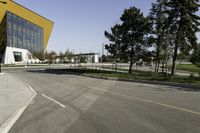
[6,12,44,53]
[13,51,22,62]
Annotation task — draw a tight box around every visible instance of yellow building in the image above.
[0,0,53,64]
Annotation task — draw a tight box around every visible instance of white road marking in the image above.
[88,86,200,116]
[0,75,37,133]
[0,73,4,75]
[41,94,66,108]
[140,84,155,87]
[21,80,37,95]
[0,106,27,133]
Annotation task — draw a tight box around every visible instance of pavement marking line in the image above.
[140,84,155,88]
[87,86,200,116]
[41,94,66,108]
[0,74,37,133]
[20,79,37,95]
[0,106,27,133]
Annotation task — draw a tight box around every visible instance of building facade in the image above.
[72,53,99,63]
[0,0,53,64]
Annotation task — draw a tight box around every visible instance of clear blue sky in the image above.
[14,0,155,54]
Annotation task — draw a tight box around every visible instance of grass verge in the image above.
[168,64,200,73]
[65,69,200,85]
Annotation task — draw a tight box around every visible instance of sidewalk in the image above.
[0,73,36,133]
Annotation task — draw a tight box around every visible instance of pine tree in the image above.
[105,7,151,74]
[104,24,122,63]
[149,0,168,73]
[190,44,200,77]
[120,7,151,73]
[164,0,200,75]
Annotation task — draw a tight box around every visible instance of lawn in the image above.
[65,69,200,85]
[175,64,199,73]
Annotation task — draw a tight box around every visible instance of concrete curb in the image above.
[80,74,200,91]
[0,74,37,133]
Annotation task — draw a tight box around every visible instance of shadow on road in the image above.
[26,69,200,92]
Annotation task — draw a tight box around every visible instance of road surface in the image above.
[6,69,200,133]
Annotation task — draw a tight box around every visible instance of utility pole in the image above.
[102,43,104,57]
[101,43,105,63]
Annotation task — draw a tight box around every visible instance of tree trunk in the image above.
[162,59,164,73]
[156,39,161,73]
[155,37,161,74]
[115,62,117,73]
[129,46,134,74]
[154,57,160,75]
[171,44,178,76]
[157,61,160,72]
[166,61,168,76]
[171,17,183,76]
[129,56,133,74]
[155,59,158,73]
[155,52,160,73]
[155,61,158,73]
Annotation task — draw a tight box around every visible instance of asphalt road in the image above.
[7,69,200,133]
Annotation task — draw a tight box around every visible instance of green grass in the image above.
[102,64,200,74]
[175,64,200,73]
[66,69,200,85]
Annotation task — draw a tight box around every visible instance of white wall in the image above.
[94,54,99,63]
[3,47,31,64]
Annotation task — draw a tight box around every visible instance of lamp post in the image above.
[0,1,7,73]
[101,43,106,63]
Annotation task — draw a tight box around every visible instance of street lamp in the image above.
[0,1,7,73]
[101,43,107,63]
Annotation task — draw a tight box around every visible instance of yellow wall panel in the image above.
[0,3,6,22]
[0,0,54,48]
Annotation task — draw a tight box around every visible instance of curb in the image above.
[0,74,37,133]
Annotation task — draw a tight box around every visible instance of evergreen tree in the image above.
[104,24,123,63]
[190,44,200,77]
[105,7,151,74]
[120,7,152,73]
[149,0,165,72]
[164,0,200,75]
[149,0,168,73]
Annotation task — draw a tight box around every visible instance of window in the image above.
[13,51,22,62]
[6,12,44,53]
